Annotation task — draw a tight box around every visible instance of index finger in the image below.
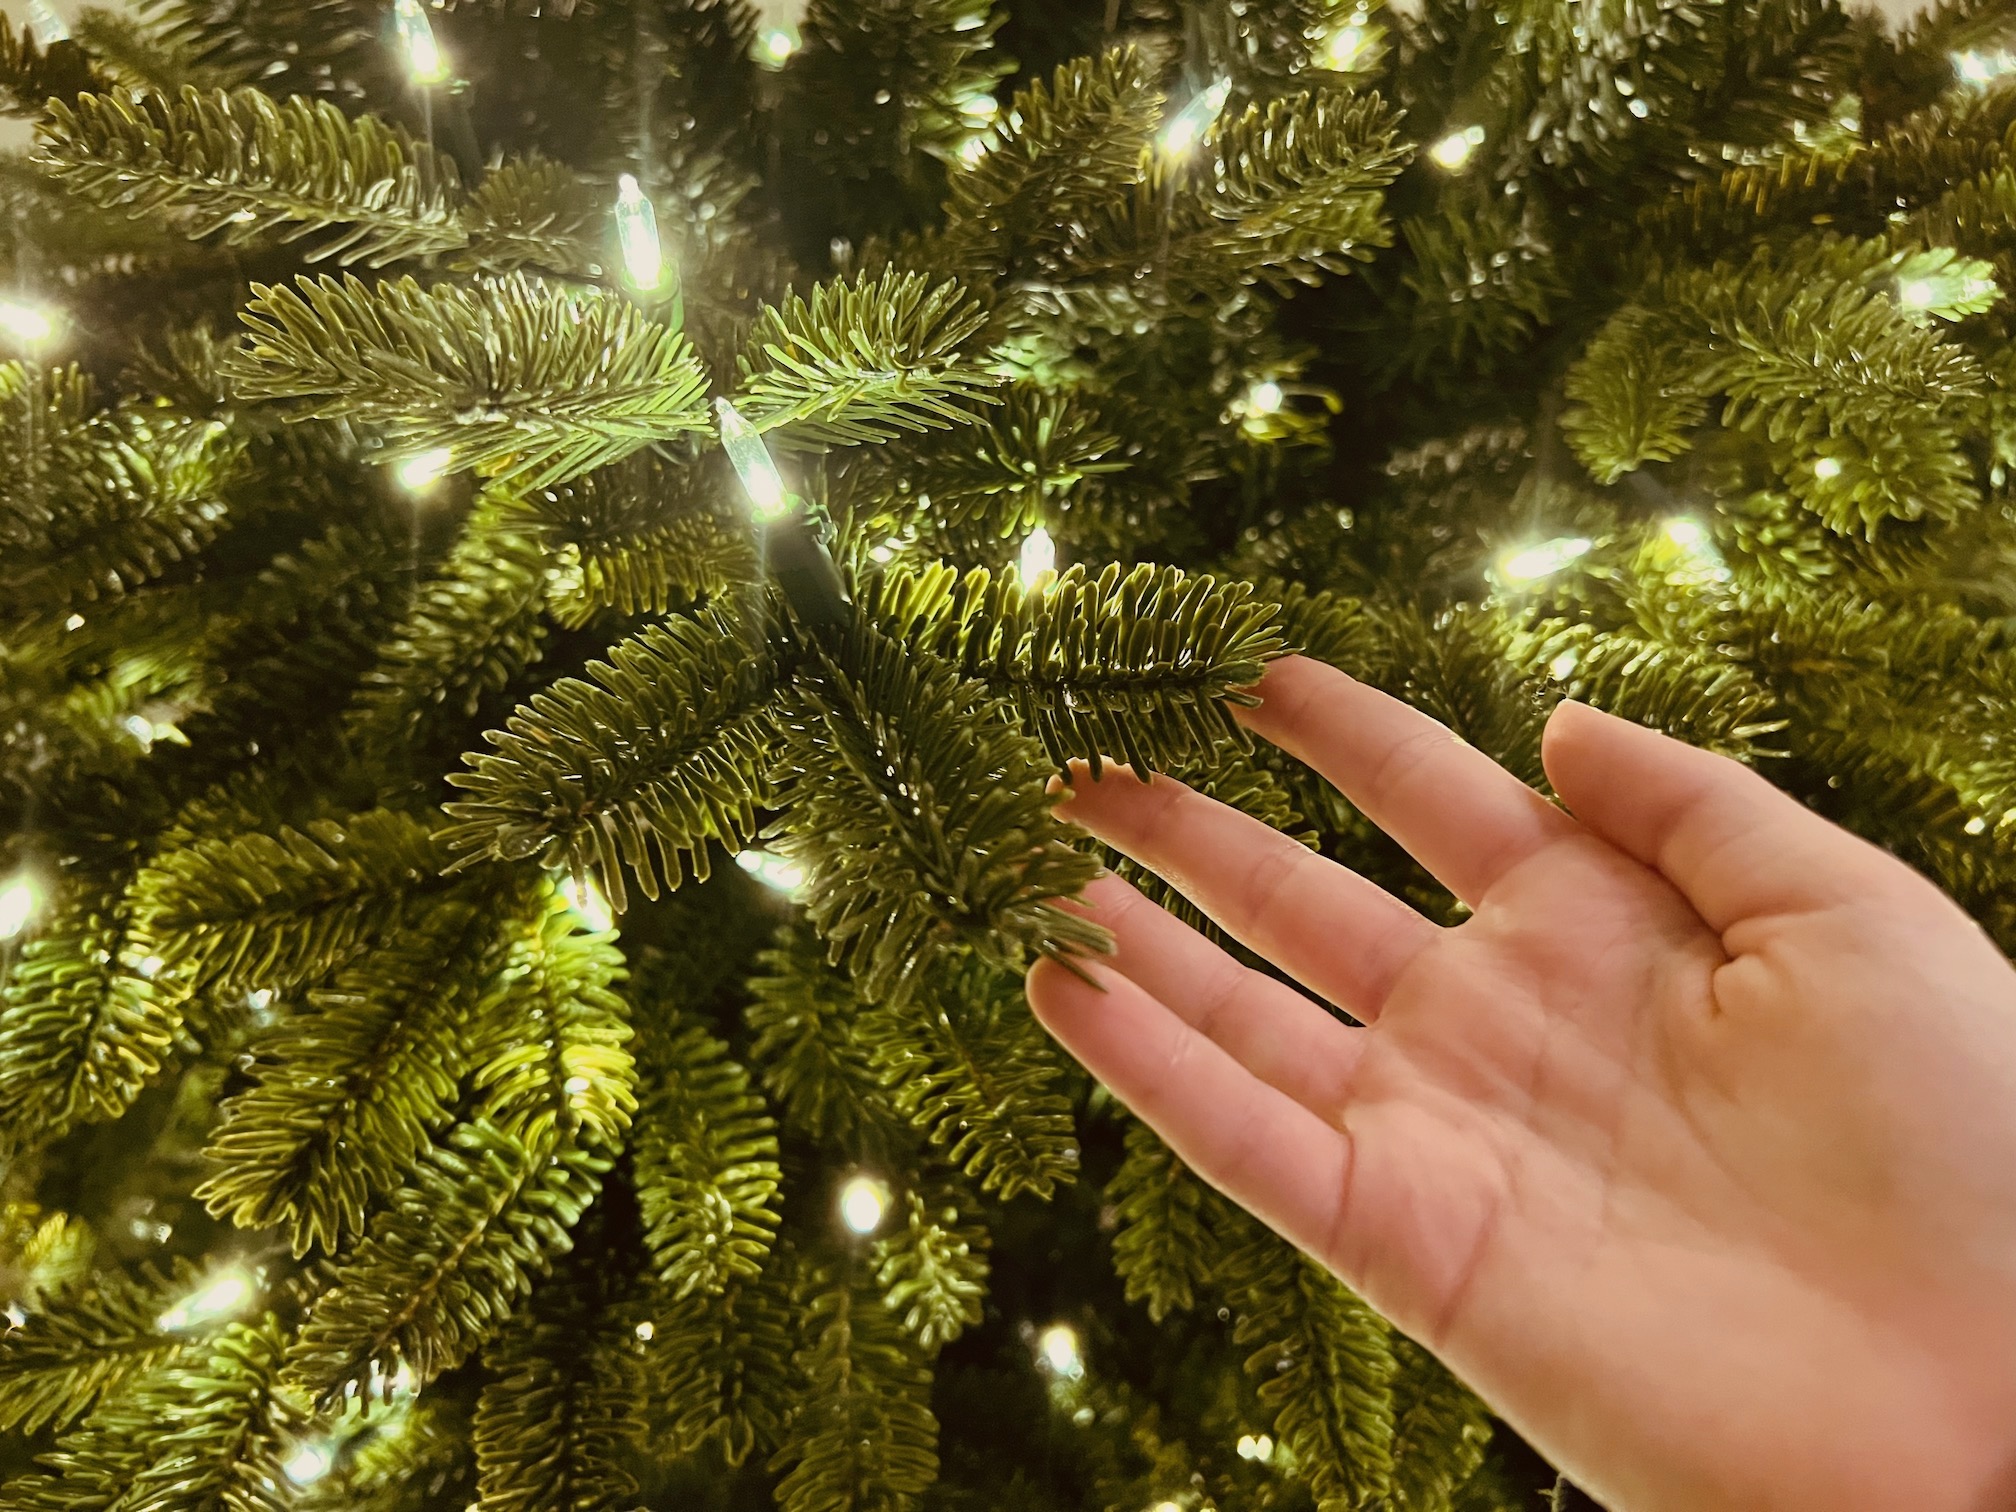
[1236,656,1577,906]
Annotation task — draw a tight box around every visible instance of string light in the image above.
[393,447,453,493]
[715,398,793,522]
[0,873,41,941]
[26,0,69,45]
[0,298,58,346]
[1150,1504,1181,1512]
[1548,649,1580,680]
[392,0,449,85]
[1898,279,1935,310]
[1037,1323,1083,1378]
[1428,124,1486,171]
[557,873,614,931]
[838,1174,889,1235]
[756,24,799,67]
[1236,1433,1275,1462]
[283,1442,334,1486]
[1160,78,1231,156]
[634,1320,655,1340]
[1244,379,1284,415]
[64,613,84,631]
[614,175,665,293]
[1015,525,1056,583]
[735,848,806,894]
[1662,518,1707,550]
[1498,536,1591,584]
[1812,456,1843,480]
[1317,18,1369,70]
[156,1267,255,1331]
[1954,49,2016,84]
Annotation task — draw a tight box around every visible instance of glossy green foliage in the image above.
[870,1184,989,1351]
[195,896,497,1256]
[745,924,903,1149]
[648,1263,799,1470]
[865,560,1290,774]
[768,1267,940,1512]
[286,1121,606,1403]
[443,607,779,909]
[1105,1118,1231,1324]
[634,1016,782,1299]
[1388,1339,1495,1512]
[38,87,467,266]
[772,624,1106,1002]
[1222,1219,1400,1512]
[0,1264,204,1435]
[226,272,712,489]
[737,269,1000,445]
[860,955,1080,1201]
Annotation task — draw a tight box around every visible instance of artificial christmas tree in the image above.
[1,0,2013,1508]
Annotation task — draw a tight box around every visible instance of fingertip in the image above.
[1025,952,1113,1026]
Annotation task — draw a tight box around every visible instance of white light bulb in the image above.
[614,174,664,292]
[735,848,806,895]
[1499,536,1591,584]
[1955,49,1997,83]
[0,874,40,941]
[1016,525,1056,583]
[283,1442,333,1486]
[634,1320,655,1340]
[1318,21,1366,70]
[557,873,614,931]
[563,1074,592,1097]
[715,399,793,523]
[393,447,453,493]
[1038,1323,1083,1378]
[757,25,799,66]
[0,299,57,345]
[64,613,84,630]
[1245,379,1284,415]
[26,0,69,46]
[1160,78,1231,156]
[1662,517,1707,550]
[157,1268,253,1331]
[1429,125,1485,171]
[839,1175,888,1235]
[1236,1432,1275,1462]
[393,0,449,83]
[1812,456,1843,480]
[1150,1504,1182,1512]
[1548,650,1580,680]
[4,1302,26,1328]
[1898,279,1935,310]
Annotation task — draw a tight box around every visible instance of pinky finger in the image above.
[1026,955,1356,1260]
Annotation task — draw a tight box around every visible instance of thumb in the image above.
[1540,700,1897,931]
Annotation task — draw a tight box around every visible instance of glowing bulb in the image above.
[0,299,57,345]
[614,175,664,292]
[122,713,156,747]
[735,848,806,895]
[1245,379,1284,415]
[64,613,84,630]
[1160,78,1231,156]
[1499,536,1591,584]
[1898,279,1935,310]
[839,1175,889,1235]
[283,1442,333,1486]
[715,399,793,523]
[1150,1504,1181,1512]
[0,874,41,941]
[757,25,799,66]
[1038,1323,1083,1378]
[1236,1433,1275,1462]
[634,1320,655,1340]
[1662,518,1707,550]
[563,1075,592,1097]
[1016,526,1056,583]
[137,954,164,979]
[1318,21,1367,70]
[26,0,69,45]
[157,1268,253,1331]
[959,134,991,165]
[1812,456,1843,480]
[557,873,614,931]
[1953,49,2014,83]
[1429,125,1486,171]
[393,0,449,83]
[4,1302,25,1328]
[393,447,453,492]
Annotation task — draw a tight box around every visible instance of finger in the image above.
[1026,954,1353,1257]
[1234,656,1578,906]
[1056,766,1440,1021]
[1540,699,1899,932]
[1061,872,1368,1112]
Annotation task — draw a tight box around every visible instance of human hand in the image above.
[1026,655,2016,1512]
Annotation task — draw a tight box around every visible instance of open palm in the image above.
[1026,656,2016,1512]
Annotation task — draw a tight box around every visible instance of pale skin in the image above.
[1025,655,2016,1512]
